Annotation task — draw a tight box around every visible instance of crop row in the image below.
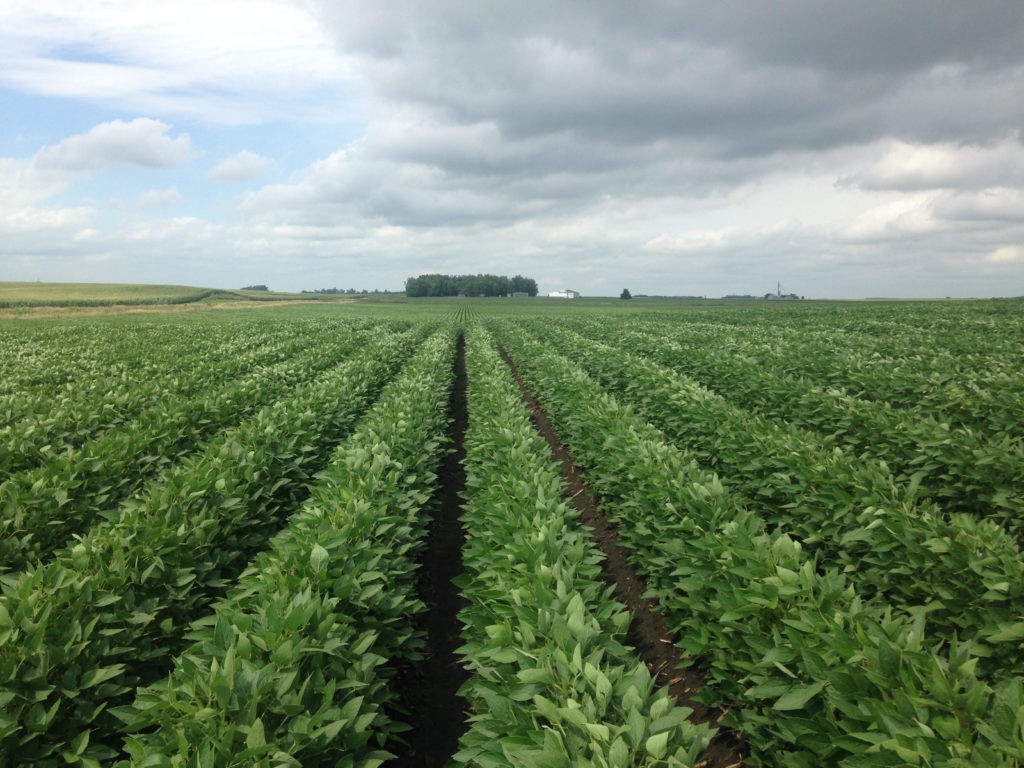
[0,318,386,480]
[0,320,325,480]
[629,312,1024,438]
[538,317,1024,526]
[655,301,1024,368]
[0,323,200,397]
[0,324,425,766]
[737,316,1020,441]
[759,316,1024,414]
[502,321,1024,677]
[0,322,399,573]
[111,326,458,768]
[0,319,272,412]
[453,326,714,767]
[496,324,1024,766]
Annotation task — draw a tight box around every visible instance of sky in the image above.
[1,1,1023,298]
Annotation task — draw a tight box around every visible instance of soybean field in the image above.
[1,297,1022,768]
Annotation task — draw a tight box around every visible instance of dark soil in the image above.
[499,348,747,768]
[387,335,470,767]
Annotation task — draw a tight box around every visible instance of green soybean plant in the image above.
[113,327,457,768]
[453,325,714,768]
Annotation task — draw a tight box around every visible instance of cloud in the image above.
[313,1,1024,158]
[0,0,359,124]
[846,137,1024,191]
[4,2,1024,297]
[1,204,95,235]
[987,245,1024,263]
[1,121,188,269]
[206,150,274,182]
[931,188,1024,224]
[0,157,68,207]
[837,194,943,243]
[0,120,191,220]
[239,141,532,229]
[240,0,1024,250]
[32,118,192,172]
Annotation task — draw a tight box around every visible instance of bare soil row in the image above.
[386,338,746,767]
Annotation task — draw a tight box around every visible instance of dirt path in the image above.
[388,335,470,766]
[499,348,747,768]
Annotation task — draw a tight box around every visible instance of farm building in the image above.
[548,289,581,298]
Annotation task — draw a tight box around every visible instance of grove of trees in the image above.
[405,273,538,297]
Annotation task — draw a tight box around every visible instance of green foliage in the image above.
[0,320,386,570]
[0,325,425,765]
[515,320,1024,675]
[1,297,1020,766]
[405,273,538,297]
[113,328,456,767]
[454,326,714,767]
[0,282,216,308]
[565,316,1024,523]
[496,321,1024,767]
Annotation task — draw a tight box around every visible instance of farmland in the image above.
[0,282,353,316]
[0,296,1022,767]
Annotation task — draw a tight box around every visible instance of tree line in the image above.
[405,273,538,297]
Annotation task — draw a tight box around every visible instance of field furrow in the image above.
[452,325,715,767]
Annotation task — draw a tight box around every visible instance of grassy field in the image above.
[0,281,219,307]
[0,281,360,313]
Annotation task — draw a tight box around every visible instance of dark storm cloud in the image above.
[678,2,1024,74]
[318,0,1024,161]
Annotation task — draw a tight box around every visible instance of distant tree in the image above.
[510,274,538,296]
[620,288,632,300]
[405,273,538,297]
[242,284,269,291]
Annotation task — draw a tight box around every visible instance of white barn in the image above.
[548,289,581,298]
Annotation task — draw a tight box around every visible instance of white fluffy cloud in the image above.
[1,120,191,272]
[32,118,192,172]
[0,158,69,207]
[0,0,358,124]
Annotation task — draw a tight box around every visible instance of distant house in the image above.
[548,289,581,299]
[512,291,531,298]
